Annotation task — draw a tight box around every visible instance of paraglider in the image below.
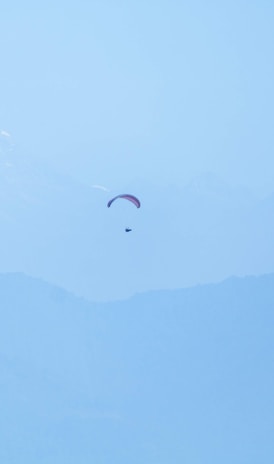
[107,193,140,232]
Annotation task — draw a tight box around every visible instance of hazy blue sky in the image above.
[1,0,274,194]
[1,6,274,462]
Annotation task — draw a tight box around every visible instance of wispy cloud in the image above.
[92,184,110,192]
[0,130,11,138]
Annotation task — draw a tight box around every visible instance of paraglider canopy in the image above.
[107,194,141,209]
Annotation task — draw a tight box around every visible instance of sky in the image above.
[0,1,274,301]
[1,0,274,195]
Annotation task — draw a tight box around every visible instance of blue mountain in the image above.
[0,272,274,463]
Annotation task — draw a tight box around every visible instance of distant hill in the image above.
[0,272,274,463]
[0,153,274,300]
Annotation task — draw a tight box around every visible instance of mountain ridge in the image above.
[1,269,274,305]
[0,270,274,463]
[0,156,273,300]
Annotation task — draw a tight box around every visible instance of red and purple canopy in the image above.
[107,194,141,208]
